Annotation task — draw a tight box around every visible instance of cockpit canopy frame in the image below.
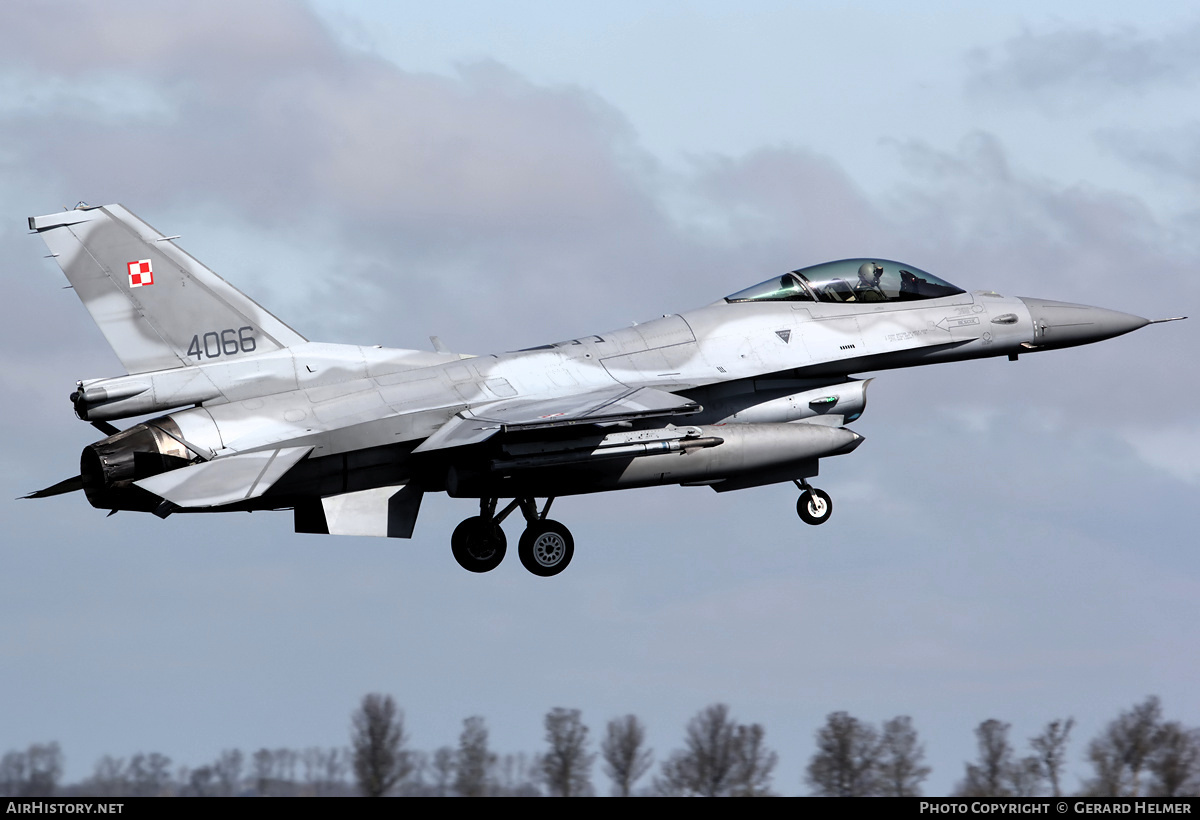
[725,258,965,306]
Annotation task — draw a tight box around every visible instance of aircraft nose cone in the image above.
[1019,297,1149,349]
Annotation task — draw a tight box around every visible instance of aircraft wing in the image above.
[413,386,700,453]
[134,446,313,508]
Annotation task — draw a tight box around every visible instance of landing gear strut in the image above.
[795,479,833,525]
[451,496,574,576]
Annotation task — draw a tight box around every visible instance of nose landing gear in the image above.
[795,479,833,525]
[451,496,574,576]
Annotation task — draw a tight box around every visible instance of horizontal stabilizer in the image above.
[135,446,312,508]
[413,386,700,454]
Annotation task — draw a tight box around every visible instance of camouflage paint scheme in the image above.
[26,204,1177,576]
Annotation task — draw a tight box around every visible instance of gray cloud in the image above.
[1097,124,1200,190]
[965,20,1200,109]
[1,4,649,238]
[0,1,683,356]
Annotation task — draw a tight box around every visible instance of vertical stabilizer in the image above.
[30,204,306,374]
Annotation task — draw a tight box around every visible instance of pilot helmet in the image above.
[858,261,883,283]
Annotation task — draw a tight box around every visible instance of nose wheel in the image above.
[451,496,574,576]
[795,480,833,525]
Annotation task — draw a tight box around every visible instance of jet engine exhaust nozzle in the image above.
[80,419,194,511]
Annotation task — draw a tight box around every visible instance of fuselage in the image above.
[72,263,1149,514]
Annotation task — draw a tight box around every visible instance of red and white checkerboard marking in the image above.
[127,259,154,288]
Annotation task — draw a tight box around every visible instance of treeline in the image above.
[2,695,1197,796]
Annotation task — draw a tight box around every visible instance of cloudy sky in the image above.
[1,0,1197,795]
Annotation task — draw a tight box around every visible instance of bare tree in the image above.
[27,744,62,797]
[497,752,541,797]
[455,716,496,797]
[0,752,25,797]
[656,704,739,796]
[806,712,880,797]
[252,748,275,796]
[955,720,1016,797]
[399,750,429,796]
[655,704,776,797]
[186,766,216,797]
[127,752,172,797]
[300,747,321,796]
[1084,735,1125,797]
[430,746,456,797]
[877,716,932,796]
[301,747,347,796]
[541,708,594,797]
[1114,697,1164,798]
[351,693,412,797]
[212,749,244,797]
[1030,718,1074,798]
[730,723,777,796]
[83,755,129,798]
[245,747,299,796]
[0,744,62,797]
[1147,722,1200,797]
[1007,755,1047,797]
[602,715,653,797]
[1084,697,1164,797]
[274,747,298,789]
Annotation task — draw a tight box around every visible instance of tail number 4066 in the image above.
[187,327,257,360]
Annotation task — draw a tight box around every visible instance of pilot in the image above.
[857,261,885,300]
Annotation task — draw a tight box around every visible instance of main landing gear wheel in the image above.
[796,488,833,525]
[518,520,575,577]
[451,516,507,573]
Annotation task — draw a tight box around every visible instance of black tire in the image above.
[451,516,507,573]
[796,489,833,525]
[518,520,575,577]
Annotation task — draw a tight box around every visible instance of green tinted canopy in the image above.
[726,259,965,305]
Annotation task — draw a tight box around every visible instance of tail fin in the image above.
[30,204,306,374]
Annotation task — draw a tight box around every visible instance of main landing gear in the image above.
[451,497,575,577]
[794,479,833,525]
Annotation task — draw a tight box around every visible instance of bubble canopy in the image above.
[725,259,965,305]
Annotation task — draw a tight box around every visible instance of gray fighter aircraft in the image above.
[25,204,1185,576]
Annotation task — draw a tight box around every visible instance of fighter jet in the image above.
[25,204,1184,576]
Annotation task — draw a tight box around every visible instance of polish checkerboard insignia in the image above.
[127,259,153,288]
